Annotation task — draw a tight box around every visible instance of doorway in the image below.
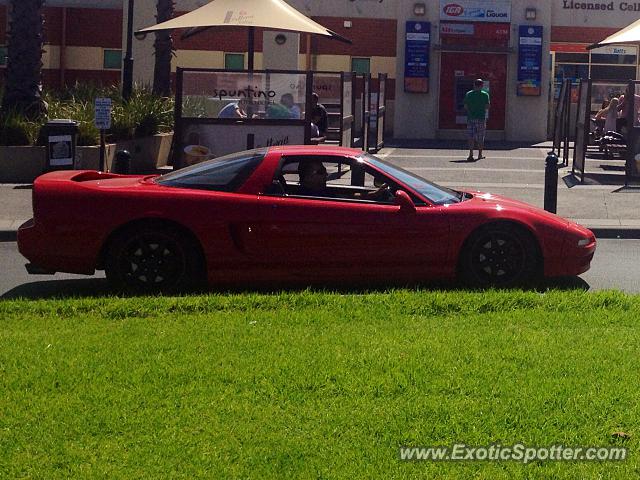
[438,52,507,131]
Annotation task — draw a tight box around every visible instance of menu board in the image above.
[517,25,543,96]
[404,21,430,93]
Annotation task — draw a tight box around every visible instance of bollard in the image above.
[544,151,558,214]
[112,150,131,174]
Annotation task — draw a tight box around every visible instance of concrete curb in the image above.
[589,228,640,239]
[0,231,17,242]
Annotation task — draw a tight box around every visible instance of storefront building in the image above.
[1,0,639,142]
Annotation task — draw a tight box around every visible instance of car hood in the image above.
[462,190,573,228]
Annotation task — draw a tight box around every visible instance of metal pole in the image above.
[544,151,559,214]
[122,0,135,101]
[99,130,106,172]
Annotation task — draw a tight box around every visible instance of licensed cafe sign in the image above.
[561,1,640,11]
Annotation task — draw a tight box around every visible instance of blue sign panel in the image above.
[517,25,543,96]
[404,21,430,93]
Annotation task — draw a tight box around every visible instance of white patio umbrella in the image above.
[587,17,640,50]
[136,0,350,70]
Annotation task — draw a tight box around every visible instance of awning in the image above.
[136,0,349,43]
[587,17,640,50]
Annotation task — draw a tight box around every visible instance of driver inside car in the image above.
[297,159,394,201]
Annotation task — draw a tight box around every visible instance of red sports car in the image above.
[18,146,595,292]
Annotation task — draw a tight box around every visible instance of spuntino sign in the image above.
[440,0,512,22]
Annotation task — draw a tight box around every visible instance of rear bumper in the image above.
[18,218,96,275]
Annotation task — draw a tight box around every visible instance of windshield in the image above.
[362,154,462,205]
[156,148,266,192]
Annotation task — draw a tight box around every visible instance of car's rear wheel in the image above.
[105,226,200,293]
[459,224,540,288]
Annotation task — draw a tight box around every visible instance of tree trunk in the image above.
[152,0,175,97]
[1,0,47,119]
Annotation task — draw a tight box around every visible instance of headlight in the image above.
[577,238,591,247]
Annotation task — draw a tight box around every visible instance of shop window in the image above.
[351,57,371,75]
[590,53,637,65]
[590,65,637,81]
[0,46,7,66]
[225,53,244,71]
[555,63,589,82]
[103,49,122,70]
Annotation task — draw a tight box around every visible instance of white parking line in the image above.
[409,167,545,173]
[381,154,547,160]
[439,182,624,190]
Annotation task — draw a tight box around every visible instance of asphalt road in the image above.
[1,239,639,299]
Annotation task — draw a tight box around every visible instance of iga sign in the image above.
[440,0,511,22]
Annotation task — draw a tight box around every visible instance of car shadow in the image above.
[1,278,113,300]
[1,276,590,300]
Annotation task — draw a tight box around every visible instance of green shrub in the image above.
[182,95,208,118]
[1,84,175,146]
[0,111,39,146]
[111,88,174,140]
[39,92,100,146]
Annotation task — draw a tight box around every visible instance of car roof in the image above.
[267,145,364,158]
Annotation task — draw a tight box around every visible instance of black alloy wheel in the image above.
[460,224,539,288]
[105,227,197,293]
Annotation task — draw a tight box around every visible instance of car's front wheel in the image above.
[459,224,540,288]
[105,226,200,293]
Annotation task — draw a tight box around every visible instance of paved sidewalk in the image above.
[1,142,639,239]
[0,184,31,238]
[379,142,640,236]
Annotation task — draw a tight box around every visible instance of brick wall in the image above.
[0,6,6,41]
[311,17,397,57]
[65,8,122,48]
[551,26,619,43]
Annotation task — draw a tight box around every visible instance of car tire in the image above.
[105,226,201,294]
[459,224,540,288]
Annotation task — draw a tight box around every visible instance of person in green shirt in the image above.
[464,78,490,161]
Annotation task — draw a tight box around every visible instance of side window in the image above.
[271,156,397,204]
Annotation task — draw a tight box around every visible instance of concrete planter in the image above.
[75,144,117,171]
[0,145,120,183]
[0,132,173,183]
[116,132,173,174]
[0,146,46,183]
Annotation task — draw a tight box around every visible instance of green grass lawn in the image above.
[1,290,639,479]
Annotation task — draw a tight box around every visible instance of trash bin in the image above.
[44,119,79,172]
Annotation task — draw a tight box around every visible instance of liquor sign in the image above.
[440,0,511,23]
[517,25,543,96]
[404,21,431,93]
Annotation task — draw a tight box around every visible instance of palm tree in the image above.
[1,0,47,119]
[153,0,175,97]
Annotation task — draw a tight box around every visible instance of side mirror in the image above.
[265,179,286,195]
[394,190,416,213]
